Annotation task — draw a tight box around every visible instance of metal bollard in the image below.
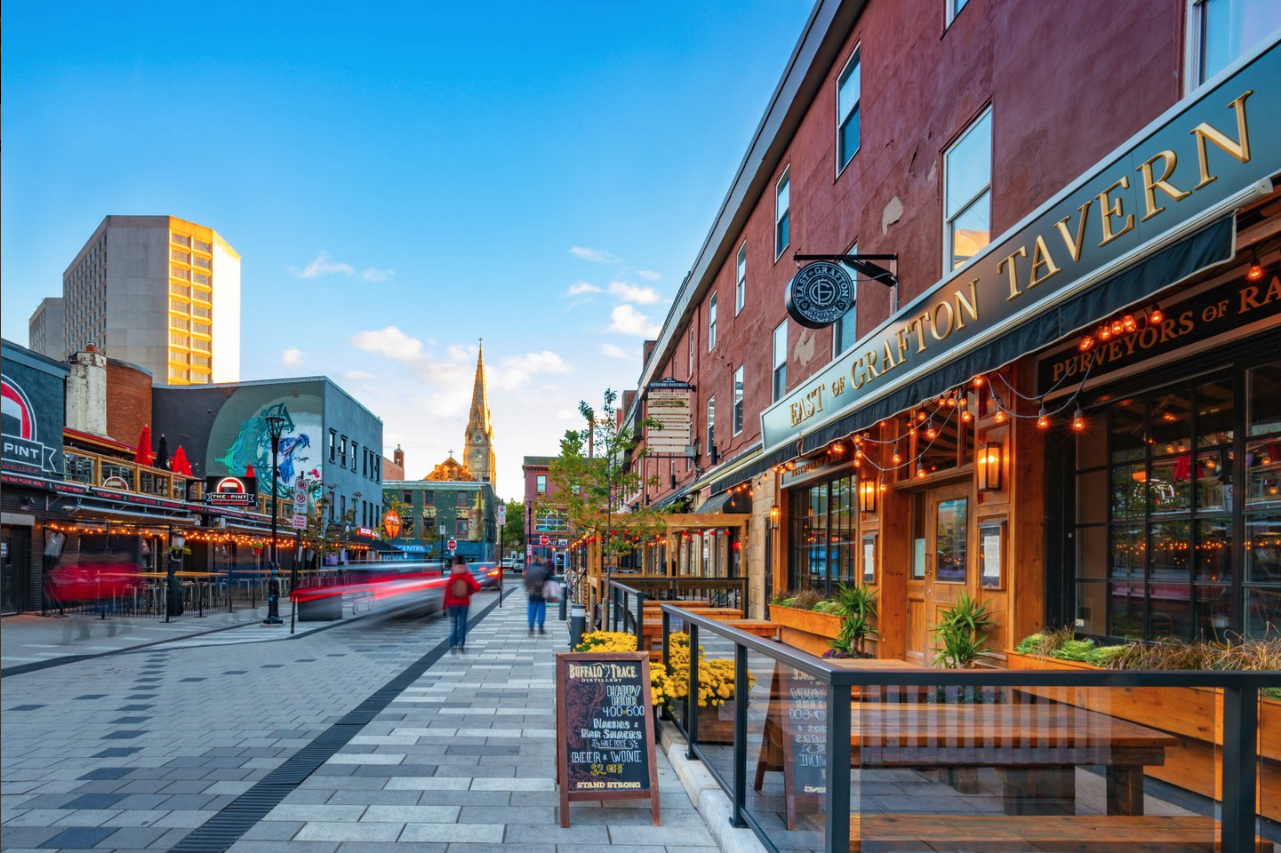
[559,587,568,621]
[569,603,586,649]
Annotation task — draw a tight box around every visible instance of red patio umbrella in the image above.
[245,463,257,480]
[134,426,154,466]
[171,446,193,477]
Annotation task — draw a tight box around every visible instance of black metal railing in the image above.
[660,604,1278,853]
[604,576,749,650]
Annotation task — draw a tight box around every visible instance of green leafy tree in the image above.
[502,498,524,559]
[544,388,669,571]
[303,485,360,566]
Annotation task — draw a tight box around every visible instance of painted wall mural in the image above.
[207,392,323,511]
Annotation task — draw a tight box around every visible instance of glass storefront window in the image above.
[935,498,968,583]
[788,474,859,594]
[1075,356,1281,640]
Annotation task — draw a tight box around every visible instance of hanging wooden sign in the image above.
[555,651,661,827]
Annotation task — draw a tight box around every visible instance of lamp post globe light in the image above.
[263,414,288,625]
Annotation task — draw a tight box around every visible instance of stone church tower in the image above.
[463,341,495,486]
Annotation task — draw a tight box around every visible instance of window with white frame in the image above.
[708,292,717,351]
[775,170,791,258]
[773,322,788,402]
[833,244,859,355]
[735,243,746,314]
[688,328,695,378]
[706,397,716,461]
[733,366,744,435]
[837,49,861,170]
[943,108,992,272]
[946,0,969,26]
[1189,0,1281,87]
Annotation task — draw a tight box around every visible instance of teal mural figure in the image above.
[215,402,315,501]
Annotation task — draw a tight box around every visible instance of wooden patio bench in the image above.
[844,813,1274,852]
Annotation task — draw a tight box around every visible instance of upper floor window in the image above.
[735,243,747,314]
[329,430,336,462]
[352,442,359,471]
[1190,0,1281,87]
[733,366,745,436]
[537,475,547,494]
[708,293,718,351]
[837,49,861,170]
[833,244,859,356]
[775,170,791,258]
[402,490,413,504]
[688,328,695,379]
[340,436,348,466]
[773,322,788,402]
[944,108,992,272]
[458,491,470,508]
[706,396,716,461]
[424,490,435,506]
[946,0,970,26]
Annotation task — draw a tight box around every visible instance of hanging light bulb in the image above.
[1072,407,1086,432]
[1037,406,1049,429]
[1148,304,1164,324]
[916,465,926,479]
[973,375,985,388]
[1099,323,1113,342]
[926,418,937,440]
[1122,314,1138,333]
[992,389,1006,424]
[917,410,927,422]
[1110,318,1124,336]
[892,448,902,465]
[1079,334,1095,352]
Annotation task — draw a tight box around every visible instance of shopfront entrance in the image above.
[906,481,972,664]
[2,524,31,615]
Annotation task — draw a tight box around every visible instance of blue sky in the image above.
[1,1,812,499]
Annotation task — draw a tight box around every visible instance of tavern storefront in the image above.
[749,37,1281,660]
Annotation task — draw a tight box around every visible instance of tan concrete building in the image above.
[57,215,241,385]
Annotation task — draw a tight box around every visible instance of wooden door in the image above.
[905,482,972,665]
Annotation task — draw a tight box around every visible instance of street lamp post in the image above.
[263,414,287,625]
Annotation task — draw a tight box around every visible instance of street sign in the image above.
[292,477,308,530]
[496,504,506,526]
[447,538,458,551]
[439,525,447,536]
[539,534,550,546]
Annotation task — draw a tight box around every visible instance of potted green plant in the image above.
[931,593,1000,705]
[825,584,878,659]
[768,589,846,655]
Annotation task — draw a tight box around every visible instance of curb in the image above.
[658,720,768,853]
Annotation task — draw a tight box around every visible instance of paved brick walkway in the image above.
[238,597,716,853]
[1,592,717,853]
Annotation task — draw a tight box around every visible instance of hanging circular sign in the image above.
[785,261,855,328]
[383,509,402,539]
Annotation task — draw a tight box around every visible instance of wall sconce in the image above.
[977,442,1003,491]
[769,505,781,529]
[858,478,878,513]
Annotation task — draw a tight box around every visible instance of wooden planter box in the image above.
[769,604,843,657]
[1005,650,1281,821]
[695,702,735,744]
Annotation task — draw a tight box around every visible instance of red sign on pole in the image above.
[447,538,458,551]
[540,534,550,546]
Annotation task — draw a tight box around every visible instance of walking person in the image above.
[444,556,481,652]
[524,559,549,635]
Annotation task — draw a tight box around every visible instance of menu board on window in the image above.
[555,652,660,827]
[645,379,693,455]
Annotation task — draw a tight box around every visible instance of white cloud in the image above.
[281,348,304,367]
[570,245,622,264]
[636,270,661,281]
[491,350,572,390]
[601,343,630,360]
[607,304,660,337]
[350,326,424,362]
[343,371,372,382]
[361,267,395,282]
[291,251,355,279]
[565,281,602,297]
[608,280,661,304]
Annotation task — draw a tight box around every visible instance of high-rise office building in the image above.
[28,297,65,361]
[60,215,241,385]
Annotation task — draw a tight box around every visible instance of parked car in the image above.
[513,559,525,573]
[500,557,515,569]
[468,561,502,590]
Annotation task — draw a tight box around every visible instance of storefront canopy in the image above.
[800,217,1234,454]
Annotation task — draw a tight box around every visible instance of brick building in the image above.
[627,0,1281,653]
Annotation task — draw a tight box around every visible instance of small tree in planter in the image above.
[825,584,878,659]
[932,593,1000,704]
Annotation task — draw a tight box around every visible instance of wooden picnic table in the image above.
[754,663,1178,827]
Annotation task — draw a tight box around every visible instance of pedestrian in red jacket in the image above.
[445,556,481,652]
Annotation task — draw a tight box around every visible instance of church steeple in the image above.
[463,340,495,486]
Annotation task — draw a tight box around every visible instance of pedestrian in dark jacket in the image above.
[524,560,549,635]
[444,556,481,652]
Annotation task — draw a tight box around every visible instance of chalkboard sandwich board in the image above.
[555,651,661,828]
[752,667,828,829]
